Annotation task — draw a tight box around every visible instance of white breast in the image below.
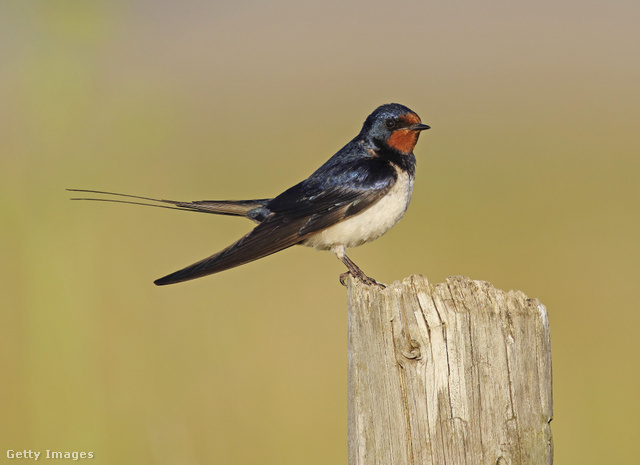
[301,167,414,251]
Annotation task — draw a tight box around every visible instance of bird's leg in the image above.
[331,246,384,287]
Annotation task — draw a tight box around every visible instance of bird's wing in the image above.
[154,158,397,285]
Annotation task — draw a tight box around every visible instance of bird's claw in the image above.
[339,271,385,288]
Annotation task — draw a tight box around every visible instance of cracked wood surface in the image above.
[347,275,553,465]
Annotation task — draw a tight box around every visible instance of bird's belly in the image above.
[301,169,414,250]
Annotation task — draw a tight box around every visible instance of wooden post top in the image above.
[347,275,553,465]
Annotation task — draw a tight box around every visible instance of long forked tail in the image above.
[67,189,272,222]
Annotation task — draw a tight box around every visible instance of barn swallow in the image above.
[69,103,429,286]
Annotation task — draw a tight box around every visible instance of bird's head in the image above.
[361,103,430,154]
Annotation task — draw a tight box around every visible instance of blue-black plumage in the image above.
[69,103,430,286]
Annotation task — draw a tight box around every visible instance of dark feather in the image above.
[67,189,271,219]
[154,157,397,285]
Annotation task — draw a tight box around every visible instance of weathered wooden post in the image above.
[347,275,553,465]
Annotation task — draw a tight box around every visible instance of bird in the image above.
[69,103,430,286]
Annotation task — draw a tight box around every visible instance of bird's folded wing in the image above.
[154,175,395,285]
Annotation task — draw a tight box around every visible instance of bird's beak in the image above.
[411,123,431,131]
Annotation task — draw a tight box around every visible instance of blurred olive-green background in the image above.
[2,1,639,463]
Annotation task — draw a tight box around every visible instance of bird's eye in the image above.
[385,119,397,129]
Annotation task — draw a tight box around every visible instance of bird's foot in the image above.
[339,271,385,288]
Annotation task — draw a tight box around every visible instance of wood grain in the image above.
[347,275,553,465]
